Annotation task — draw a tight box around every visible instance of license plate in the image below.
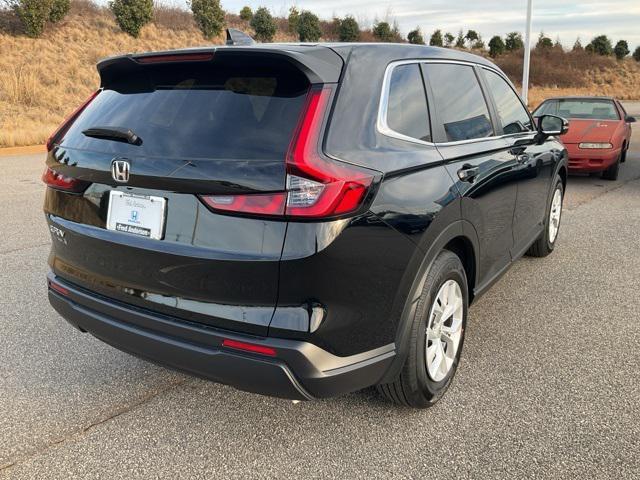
[106,191,167,240]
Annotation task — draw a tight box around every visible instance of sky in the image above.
[154,0,640,50]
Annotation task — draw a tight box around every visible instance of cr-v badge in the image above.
[111,159,130,183]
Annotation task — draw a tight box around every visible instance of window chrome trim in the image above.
[377,60,436,146]
[377,58,533,147]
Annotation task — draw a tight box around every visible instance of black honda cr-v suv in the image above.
[44,39,568,407]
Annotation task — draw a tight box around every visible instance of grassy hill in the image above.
[1,1,639,148]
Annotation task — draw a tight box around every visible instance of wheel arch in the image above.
[558,165,567,190]
[379,221,480,384]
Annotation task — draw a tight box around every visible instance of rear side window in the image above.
[483,69,532,134]
[62,60,310,160]
[386,64,431,142]
[425,64,493,142]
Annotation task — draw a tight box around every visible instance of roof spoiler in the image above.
[226,28,255,46]
[97,47,343,87]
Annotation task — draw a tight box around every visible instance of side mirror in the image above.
[625,115,636,123]
[536,114,569,138]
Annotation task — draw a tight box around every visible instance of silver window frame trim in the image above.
[377,59,535,147]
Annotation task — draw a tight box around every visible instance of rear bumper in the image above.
[47,273,395,400]
[565,144,620,172]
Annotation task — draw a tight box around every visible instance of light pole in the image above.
[522,0,533,105]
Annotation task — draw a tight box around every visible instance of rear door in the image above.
[423,62,519,289]
[479,67,554,256]
[44,52,331,336]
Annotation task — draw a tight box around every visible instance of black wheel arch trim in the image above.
[379,220,479,384]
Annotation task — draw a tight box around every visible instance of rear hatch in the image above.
[44,48,343,336]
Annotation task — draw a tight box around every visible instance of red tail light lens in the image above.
[200,86,375,219]
[284,86,374,217]
[46,90,100,151]
[201,192,287,216]
[42,167,89,193]
[222,339,277,357]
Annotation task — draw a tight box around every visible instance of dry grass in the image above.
[496,48,640,107]
[0,2,219,147]
[0,2,638,147]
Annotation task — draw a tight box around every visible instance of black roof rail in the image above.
[226,29,255,46]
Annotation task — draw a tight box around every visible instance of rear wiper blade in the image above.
[82,126,143,146]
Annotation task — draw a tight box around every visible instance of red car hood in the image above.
[562,119,620,144]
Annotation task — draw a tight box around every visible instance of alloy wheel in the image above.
[425,280,464,382]
[549,188,562,244]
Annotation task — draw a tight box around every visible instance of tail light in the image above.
[46,90,100,151]
[201,86,375,219]
[42,167,90,193]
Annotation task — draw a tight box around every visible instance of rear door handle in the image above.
[457,164,479,182]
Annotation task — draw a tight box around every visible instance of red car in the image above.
[533,96,635,180]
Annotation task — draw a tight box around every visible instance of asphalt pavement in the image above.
[1,103,639,479]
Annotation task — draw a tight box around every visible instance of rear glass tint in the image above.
[62,59,310,160]
[386,63,431,142]
[425,63,494,142]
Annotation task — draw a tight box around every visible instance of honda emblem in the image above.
[111,159,130,183]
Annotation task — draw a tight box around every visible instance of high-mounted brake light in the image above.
[46,90,100,151]
[222,339,277,357]
[200,86,375,219]
[42,167,90,193]
[136,52,214,64]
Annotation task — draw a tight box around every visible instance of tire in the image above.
[377,250,468,408]
[527,175,563,257]
[620,144,627,163]
[601,154,620,181]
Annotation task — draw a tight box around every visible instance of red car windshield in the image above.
[535,99,620,121]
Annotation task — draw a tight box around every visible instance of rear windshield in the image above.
[535,99,619,120]
[62,59,310,160]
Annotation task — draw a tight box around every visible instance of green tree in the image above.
[572,37,583,52]
[189,0,225,39]
[488,35,505,57]
[505,31,524,51]
[444,32,454,47]
[586,35,613,56]
[297,10,321,42]
[338,15,359,42]
[239,6,252,21]
[48,0,70,23]
[536,32,553,50]
[250,7,276,42]
[465,29,479,47]
[614,40,629,60]
[633,46,640,62]
[454,29,465,48]
[8,0,53,37]
[372,21,393,42]
[429,29,443,46]
[407,27,424,45]
[109,0,153,38]
[287,6,299,35]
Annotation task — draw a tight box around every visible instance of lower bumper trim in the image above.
[47,273,395,400]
